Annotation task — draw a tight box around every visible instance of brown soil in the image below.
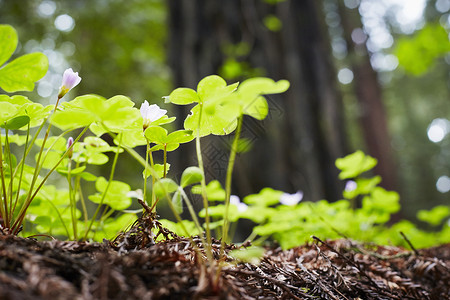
[0,212,448,300]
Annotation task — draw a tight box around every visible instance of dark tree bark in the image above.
[168,0,348,202]
[338,3,398,192]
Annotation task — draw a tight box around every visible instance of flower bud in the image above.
[58,68,81,99]
[67,137,74,159]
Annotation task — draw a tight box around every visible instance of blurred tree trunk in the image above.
[167,0,348,202]
[338,3,398,192]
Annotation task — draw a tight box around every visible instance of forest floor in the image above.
[0,212,448,300]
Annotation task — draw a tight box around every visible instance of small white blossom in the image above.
[127,189,143,199]
[230,195,248,212]
[58,68,81,98]
[140,100,167,129]
[344,180,357,192]
[279,191,303,206]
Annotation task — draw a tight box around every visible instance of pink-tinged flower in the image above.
[230,195,248,212]
[279,191,303,206]
[66,137,74,158]
[140,100,167,129]
[58,68,81,98]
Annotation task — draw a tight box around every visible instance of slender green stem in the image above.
[11,123,31,219]
[26,98,62,219]
[83,139,122,241]
[67,158,77,240]
[99,206,114,222]
[36,129,72,177]
[195,103,212,250]
[177,187,213,263]
[243,230,258,244]
[12,125,89,234]
[143,141,150,204]
[178,188,207,241]
[219,115,243,261]
[5,130,13,226]
[11,116,47,180]
[148,149,156,207]
[45,198,71,238]
[77,173,89,227]
[163,144,167,178]
[0,132,8,226]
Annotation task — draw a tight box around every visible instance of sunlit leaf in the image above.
[167,88,199,105]
[180,166,203,188]
[192,180,226,201]
[144,125,168,144]
[417,205,450,226]
[89,176,132,211]
[166,130,194,144]
[153,178,178,198]
[56,166,87,176]
[143,163,170,179]
[0,25,17,66]
[0,53,48,92]
[184,102,240,136]
[335,150,377,179]
[1,115,29,130]
[243,187,284,207]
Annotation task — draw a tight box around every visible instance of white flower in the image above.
[230,195,248,212]
[344,180,357,192]
[140,100,167,128]
[279,191,303,206]
[127,189,143,199]
[58,68,81,98]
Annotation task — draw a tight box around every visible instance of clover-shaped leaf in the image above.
[0,102,18,125]
[144,125,168,144]
[52,94,141,132]
[167,88,199,105]
[113,129,147,148]
[56,166,86,176]
[335,150,378,179]
[0,95,53,129]
[184,102,240,136]
[144,127,194,152]
[166,75,240,137]
[417,205,450,226]
[180,166,203,188]
[0,25,48,92]
[89,177,132,211]
[153,178,178,198]
[166,130,194,144]
[2,115,30,130]
[143,163,170,179]
[219,77,290,121]
[191,180,226,201]
[243,187,284,207]
[343,176,382,199]
[197,75,238,103]
[0,25,17,66]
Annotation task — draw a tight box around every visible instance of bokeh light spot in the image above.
[55,14,75,32]
[427,118,449,143]
[338,68,354,84]
[436,175,450,193]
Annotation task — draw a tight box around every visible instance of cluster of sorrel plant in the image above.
[176,150,448,250]
[1,23,448,265]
